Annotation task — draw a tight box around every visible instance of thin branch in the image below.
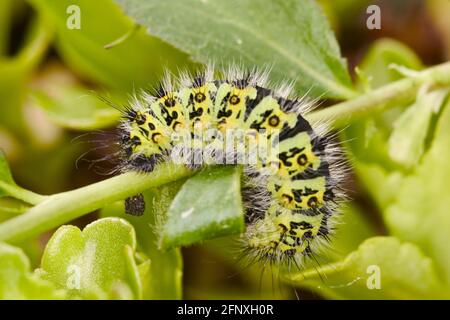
[306,61,450,127]
[0,164,193,243]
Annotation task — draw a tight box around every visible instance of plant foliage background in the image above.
[0,0,449,299]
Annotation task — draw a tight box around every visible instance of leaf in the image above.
[38,217,146,299]
[343,39,427,210]
[357,38,423,89]
[0,150,16,198]
[115,0,356,99]
[0,150,26,200]
[29,0,192,92]
[101,182,185,299]
[346,39,424,167]
[388,89,449,168]
[28,62,123,131]
[353,163,404,210]
[385,99,450,286]
[0,242,65,299]
[160,166,244,249]
[136,260,151,299]
[285,237,446,299]
[0,150,45,204]
[31,86,122,131]
[0,198,43,269]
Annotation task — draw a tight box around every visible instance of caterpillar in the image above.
[117,65,347,267]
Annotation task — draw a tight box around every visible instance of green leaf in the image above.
[384,99,450,285]
[357,38,423,89]
[346,39,424,167]
[101,183,185,299]
[31,85,122,131]
[0,150,45,204]
[285,237,446,299]
[115,0,356,99]
[388,88,449,168]
[0,150,16,197]
[160,166,244,249]
[343,39,427,205]
[136,260,151,299]
[0,242,65,299]
[0,198,43,269]
[38,217,146,299]
[353,162,404,210]
[29,0,192,92]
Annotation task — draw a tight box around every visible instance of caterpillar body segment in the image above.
[246,207,326,259]
[118,66,347,267]
[179,81,217,132]
[214,82,258,132]
[244,95,297,134]
[267,175,330,211]
[265,130,323,180]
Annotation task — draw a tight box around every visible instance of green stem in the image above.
[0,182,47,205]
[104,24,141,49]
[0,164,193,243]
[306,61,450,127]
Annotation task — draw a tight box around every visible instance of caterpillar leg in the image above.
[125,193,145,216]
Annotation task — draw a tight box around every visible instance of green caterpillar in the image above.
[118,65,347,267]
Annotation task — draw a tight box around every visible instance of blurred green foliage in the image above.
[0,0,450,300]
[0,242,65,299]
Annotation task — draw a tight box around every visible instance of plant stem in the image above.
[306,61,450,127]
[0,164,193,243]
[0,183,47,205]
[104,24,141,49]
